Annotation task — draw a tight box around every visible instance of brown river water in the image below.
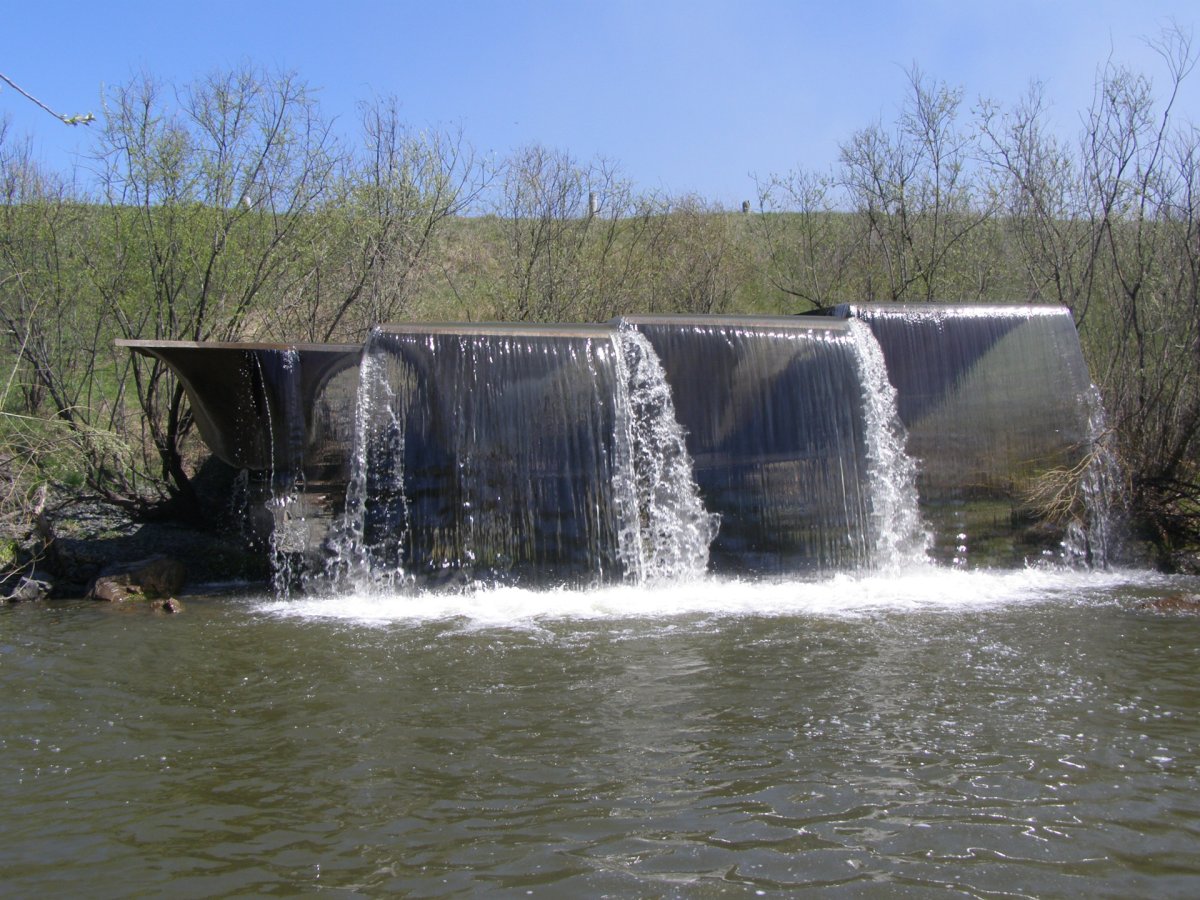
[3,567,1199,897]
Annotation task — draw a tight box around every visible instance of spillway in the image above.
[119,303,1112,589]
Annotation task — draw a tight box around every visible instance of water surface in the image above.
[3,568,1200,897]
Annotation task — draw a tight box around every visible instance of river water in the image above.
[4,567,1200,898]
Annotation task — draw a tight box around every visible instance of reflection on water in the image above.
[3,568,1200,897]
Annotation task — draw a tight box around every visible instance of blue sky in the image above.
[4,0,1198,206]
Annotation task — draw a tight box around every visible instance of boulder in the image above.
[3,574,53,603]
[86,555,185,603]
[1136,593,1200,615]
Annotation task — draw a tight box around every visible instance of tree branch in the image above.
[0,73,94,125]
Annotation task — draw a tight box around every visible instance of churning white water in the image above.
[255,565,1161,628]
[1062,384,1126,568]
[324,347,409,590]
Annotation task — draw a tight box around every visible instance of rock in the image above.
[88,578,136,603]
[86,555,186,603]
[1136,593,1200,615]
[3,574,53,603]
[160,597,183,614]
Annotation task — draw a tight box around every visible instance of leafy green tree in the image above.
[0,121,140,513]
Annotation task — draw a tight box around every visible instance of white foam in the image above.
[252,565,1161,630]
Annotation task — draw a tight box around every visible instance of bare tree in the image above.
[282,99,488,342]
[753,169,857,309]
[88,66,340,511]
[653,194,750,314]
[839,66,993,301]
[488,145,666,322]
[1074,27,1200,560]
[978,83,1105,316]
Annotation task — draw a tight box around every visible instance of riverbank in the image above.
[2,491,268,602]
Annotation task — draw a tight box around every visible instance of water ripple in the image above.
[3,576,1200,896]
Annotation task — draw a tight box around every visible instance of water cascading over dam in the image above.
[818,303,1103,564]
[114,338,363,561]
[324,323,714,589]
[617,315,927,573]
[119,303,1110,589]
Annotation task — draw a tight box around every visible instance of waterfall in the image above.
[123,304,1119,586]
[840,303,1101,566]
[611,327,718,583]
[322,318,931,586]
[249,349,308,596]
[324,347,409,591]
[1061,386,1126,568]
[846,319,931,568]
[620,315,874,574]
[322,325,716,591]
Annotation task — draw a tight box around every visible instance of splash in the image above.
[254,566,1162,629]
[323,345,410,591]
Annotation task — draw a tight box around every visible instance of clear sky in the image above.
[3,0,1198,206]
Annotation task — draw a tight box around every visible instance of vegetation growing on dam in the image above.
[2,29,1198,571]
